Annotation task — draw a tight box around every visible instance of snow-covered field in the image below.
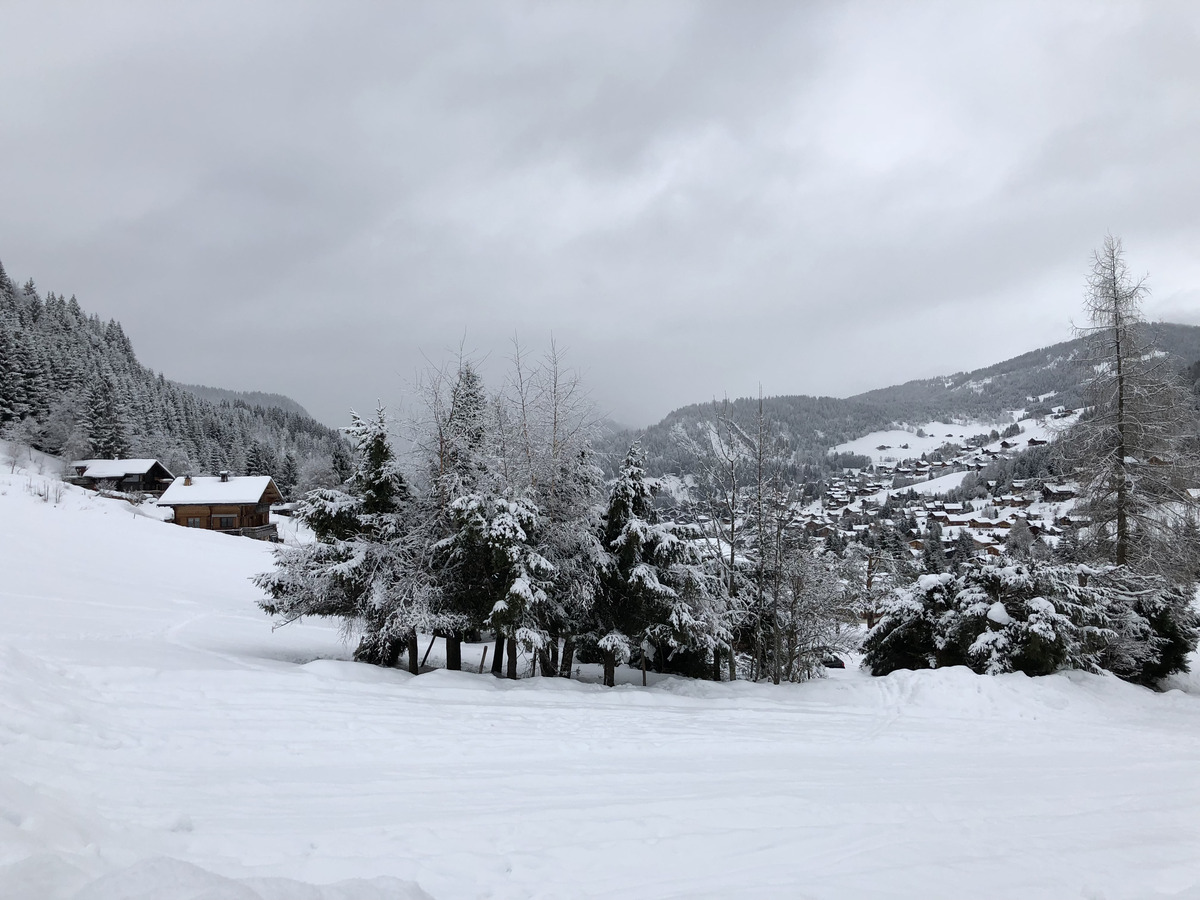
[3,452,1200,899]
[832,413,1073,466]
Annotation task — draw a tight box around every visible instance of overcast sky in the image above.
[2,1,1199,428]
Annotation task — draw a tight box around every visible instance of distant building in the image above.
[157,472,283,540]
[1042,484,1077,503]
[69,459,175,494]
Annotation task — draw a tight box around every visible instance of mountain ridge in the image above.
[596,322,1200,476]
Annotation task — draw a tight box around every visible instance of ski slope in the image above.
[2,451,1200,899]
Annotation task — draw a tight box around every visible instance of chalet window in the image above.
[256,504,270,514]
[186,517,202,528]
[214,515,237,530]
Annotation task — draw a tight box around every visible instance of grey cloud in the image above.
[2,1,1199,429]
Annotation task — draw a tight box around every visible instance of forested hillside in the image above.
[0,259,349,493]
[177,383,314,420]
[853,322,1200,418]
[599,322,1200,476]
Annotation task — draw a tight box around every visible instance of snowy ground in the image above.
[832,412,1075,466]
[3,451,1200,899]
[899,469,970,497]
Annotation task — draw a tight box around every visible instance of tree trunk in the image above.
[728,645,737,681]
[446,635,462,671]
[406,628,419,675]
[491,633,504,676]
[559,637,575,678]
[1114,320,1128,566]
[537,646,556,677]
[506,637,518,680]
[550,635,560,672]
[773,626,781,686]
[602,649,616,687]
[712,647,722,682]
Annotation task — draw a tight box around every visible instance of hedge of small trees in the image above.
[862,561,1197,686]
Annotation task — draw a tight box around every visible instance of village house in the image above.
[157,472,283,541]
[1042,483,1077,503]
[68,459,175,494]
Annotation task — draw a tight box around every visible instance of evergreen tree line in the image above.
[863,563,1197,685]
[256,348,859,686]
[0,258,349,495]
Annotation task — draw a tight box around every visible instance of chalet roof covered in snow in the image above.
[158,475,280,507]
[72,458,172,479]
[1043,483,1076,494]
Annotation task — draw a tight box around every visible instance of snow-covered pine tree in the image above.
[330,443,353,486]
[0,259,14,305]
[862,557,1198,683]
[591,443,728,686]
[84,374,130,459]
[1004,517,1035,559]
[246,440,274,477]
[950,530,977,571]
[0,315,22,424]
[256,405,449,673]
[437,491,555,678]
[278,451,300,501]
[922,521,948,573]
[420,360,495,671]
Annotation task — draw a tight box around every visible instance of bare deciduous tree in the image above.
[698,397,748,680]
[1064,235,1200,571]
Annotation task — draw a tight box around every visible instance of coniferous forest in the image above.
[0,259,348,496]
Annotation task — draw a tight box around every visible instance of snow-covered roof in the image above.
[158,476,279,507]
[72,459,170,479]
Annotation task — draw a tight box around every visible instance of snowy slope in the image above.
[831,412,1072,466]
[3,453,1200,899]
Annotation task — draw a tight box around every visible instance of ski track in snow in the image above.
[2,460,1200,899]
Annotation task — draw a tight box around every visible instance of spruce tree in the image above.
[256,405,445,673]
[922,521,947,573]
[591,444,727,686]
[246,440,274,476]
[84,375,130,459]
[278,451,300,501]
[428,362,494,670]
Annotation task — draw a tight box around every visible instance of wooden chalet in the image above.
[69,458,175,494]
[157,472,283,541]
[1042,483,1077,503]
